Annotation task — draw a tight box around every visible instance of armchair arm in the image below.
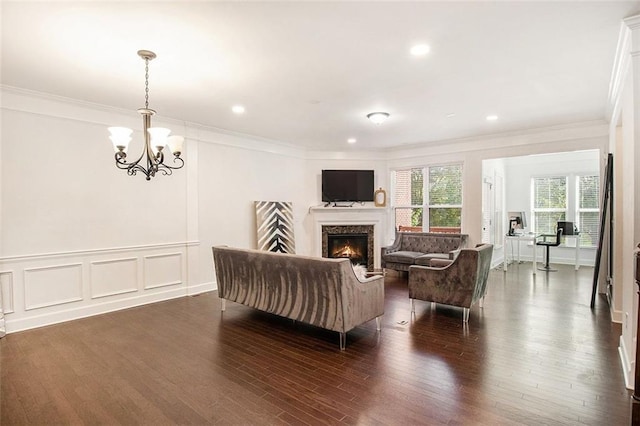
[341,265,385,332]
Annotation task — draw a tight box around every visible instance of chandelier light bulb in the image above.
[167,135,185,155]
[148,127,171,153]
[108,127,133,153]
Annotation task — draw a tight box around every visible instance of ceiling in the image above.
[2,1,639,151]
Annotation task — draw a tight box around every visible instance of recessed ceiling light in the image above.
[347,138,357,144]
[232,105,245,114]
[446,113,456,118]
[367,112,390,125]
[410,44,430,56]
[486,115,498,121]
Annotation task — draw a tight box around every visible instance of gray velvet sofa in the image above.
[212,246,385,350]
[408,243,494,322]
[381,232,469,272]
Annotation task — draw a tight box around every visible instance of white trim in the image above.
[5,286,187,334]
[89,257,139,300]
[619,335,633,390]
[0,271,15,314]
[23,263,84,310]
[0,240,199,263]
[187,282,216,296]
[608,22,632,115]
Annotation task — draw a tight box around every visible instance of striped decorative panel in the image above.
[255,201,296,254]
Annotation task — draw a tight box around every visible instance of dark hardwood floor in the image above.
[1,263,633,425]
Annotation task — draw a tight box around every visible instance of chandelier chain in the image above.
[144,58,150,109]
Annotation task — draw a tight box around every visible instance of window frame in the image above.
[391,163,463,233]
[531,175,568,235]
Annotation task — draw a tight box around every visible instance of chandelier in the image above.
[108,50,184,181]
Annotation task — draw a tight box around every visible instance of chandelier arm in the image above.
[158,156,185,170]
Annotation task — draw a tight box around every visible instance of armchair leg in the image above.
[375,316,382,331]
[463,308,470,323]
[410,298,415,314]
[221,298,226,312]
[339,332,346,351]
[431,302,436,309]
[479,297,484,308]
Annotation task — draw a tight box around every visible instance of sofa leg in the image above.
[431,301,436,310]
[479,297,484,308]
[410,298,415,314]
[221,298,226,312]
[463,307,470,323]
[339,332,346,351]
[375,316,382,331]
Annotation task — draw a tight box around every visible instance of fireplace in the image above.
[322,225,374,270]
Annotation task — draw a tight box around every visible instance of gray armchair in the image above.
[408,244,494,322]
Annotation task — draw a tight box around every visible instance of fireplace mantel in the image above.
[309,206,389,269]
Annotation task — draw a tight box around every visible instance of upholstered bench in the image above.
[381,232,468,272]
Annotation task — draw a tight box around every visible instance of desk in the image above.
[564,235,581,271]
[504,233,539,274]
[503,233,581,274]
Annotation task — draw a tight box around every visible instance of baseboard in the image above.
[619,335,634,390]
[187,281,216,295]
[6,286,187,334]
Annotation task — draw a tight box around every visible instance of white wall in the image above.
[0,87,614,337]
[197,130,308,286]
[0,89,199,331]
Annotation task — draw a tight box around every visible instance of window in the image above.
[392,164,462,233]
[531,174,599,247]
[576,175,599,246]
[532,176,567,235]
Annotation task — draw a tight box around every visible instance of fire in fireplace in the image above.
[322,225,374,270]
[327,234,368,266]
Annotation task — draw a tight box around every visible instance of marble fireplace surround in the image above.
[310,206,388,270]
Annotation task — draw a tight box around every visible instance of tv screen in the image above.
[322,170,374,202]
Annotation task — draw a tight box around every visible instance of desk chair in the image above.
[536,228,563,272]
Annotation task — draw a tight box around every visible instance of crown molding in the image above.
[0,85,307,159]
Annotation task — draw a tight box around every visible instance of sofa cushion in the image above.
[414,253,450,266]
[383,251,425,264]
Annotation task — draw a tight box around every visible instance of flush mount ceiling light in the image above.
[347,138,357,144]
[486,114,499,121]
[108,50,185,181]
[232,105,245,114]
[366,112,390,125]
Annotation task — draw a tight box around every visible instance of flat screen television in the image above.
[322,170,374,203]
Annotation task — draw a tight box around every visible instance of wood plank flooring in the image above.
[0,264,633,425]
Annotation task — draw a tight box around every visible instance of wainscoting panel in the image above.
[143,252,183,290]
[24,263,83,310]
[0,241,204,334]
[90,258,138,299]
[0,271,15,314]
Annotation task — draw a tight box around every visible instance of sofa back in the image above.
[212,246,384,333]
[398,232,468,254]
